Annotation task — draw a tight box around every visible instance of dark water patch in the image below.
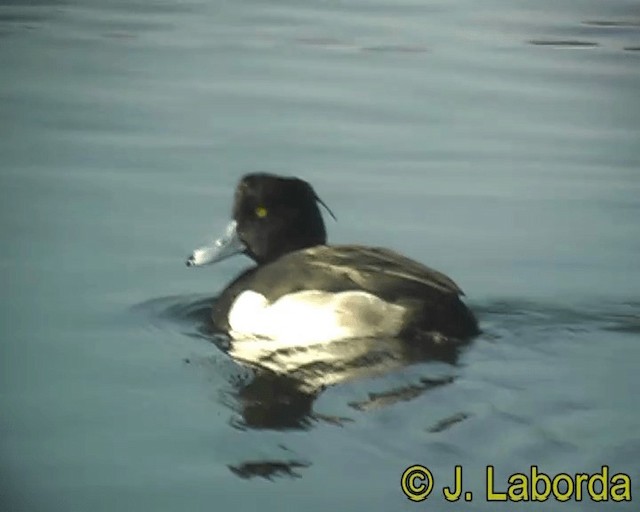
[531,17,640,51]
[349,375,455,411]
[491,407,531,427]
[0,11,49,23]
[361,44,427,53]
[528,39,599,48]
[602,315,640,333]
[228,459,311,480]
[224,368,353,430]
[427,411,470,433]
[312,413,355,427]
[583,20,640,28]
[624,46,640,51]
[572,18,640,49]
[226,371,317,431]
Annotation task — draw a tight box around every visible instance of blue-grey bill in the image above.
[186,220,245,267]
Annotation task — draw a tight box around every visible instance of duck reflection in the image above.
[136,294,462,430]
[223,333,462,430]
[228,458,311,480]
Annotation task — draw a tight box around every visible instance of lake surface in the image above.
[1,0,639,510]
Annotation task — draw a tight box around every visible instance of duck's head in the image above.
[186,173,335,266]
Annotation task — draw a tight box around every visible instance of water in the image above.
[1,0,639,510]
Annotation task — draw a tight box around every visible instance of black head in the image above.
[232,173,331,263]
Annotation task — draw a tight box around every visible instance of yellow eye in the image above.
[255,206,268,218]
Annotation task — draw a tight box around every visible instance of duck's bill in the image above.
[186,220,245,267]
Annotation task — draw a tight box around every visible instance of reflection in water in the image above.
[526,15,640,51]
[348,375,455,412]
[582,20,640,28]
[137,294,463,430]
[227,336,461,430]
[229,459,311,480]
[135,295,640,436]
[528,39,599,48]
[229,371,317,430]
[427,411,470,433]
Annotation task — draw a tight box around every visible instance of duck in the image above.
[186,173,479,347]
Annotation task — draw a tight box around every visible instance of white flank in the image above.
[227,289,407,348]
